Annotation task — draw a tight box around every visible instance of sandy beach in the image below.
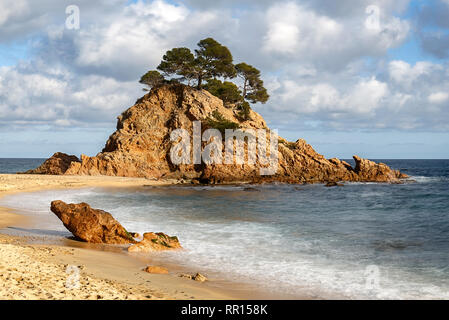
[0,174,251,300]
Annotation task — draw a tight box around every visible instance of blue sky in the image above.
[1,0,449,159]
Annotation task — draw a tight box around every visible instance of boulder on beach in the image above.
[128,232,182,252]
[50,200,136,244]
[144,265,169,274]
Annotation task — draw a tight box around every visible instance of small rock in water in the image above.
[243,187,259,192]
[325,181,344,187]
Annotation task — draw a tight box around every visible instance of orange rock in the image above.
[50,200,136,244]
[128,232,182,253]
[144,266,168,274]
[22,152,80,175]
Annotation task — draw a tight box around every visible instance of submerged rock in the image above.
[29,84,408,184]
[50,200,135,244]
[127,232,182,252]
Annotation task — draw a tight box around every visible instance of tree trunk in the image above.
[242,78,248,98]
[197,75,203,89]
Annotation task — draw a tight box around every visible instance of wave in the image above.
[410,176,449,183]
[2,186,449,299]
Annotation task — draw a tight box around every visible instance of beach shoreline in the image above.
[0,174,308,300]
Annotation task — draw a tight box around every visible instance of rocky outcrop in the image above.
[23,152,80,175]
[50,200,135,244]
[127,232,182,252]
[32,84,407,183]
[179,273,208,282]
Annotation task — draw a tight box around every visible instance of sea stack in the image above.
[29,84,407,184]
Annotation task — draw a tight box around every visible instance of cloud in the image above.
[255,58,449,131]
[0,0,28,27]
[428,92,449,104]
[0,64,140,127]
[261,2,409,71]
[419,32,449,59]
[416,0,449,58]
[1,0,448,137]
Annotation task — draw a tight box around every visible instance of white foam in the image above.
[2,187,449,299]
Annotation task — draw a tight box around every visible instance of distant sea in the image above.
[0,158,46,174]
[1,159,448,299]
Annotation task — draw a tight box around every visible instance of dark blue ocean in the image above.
[0,158,46,173]
[1,159,448,299]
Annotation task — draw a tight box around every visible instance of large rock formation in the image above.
[50,200,135,244]
[32,84,407,183]
[24,152,80,175]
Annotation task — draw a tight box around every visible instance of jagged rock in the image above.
[144,266,169,274]
[127,232,182,252]
[129,232,141,239]
[353,156,404,182]
[193,273,208,282]
[31,84,408,183]
[22,152,80,175]
[179,273,208,282]
[50,200,135,244]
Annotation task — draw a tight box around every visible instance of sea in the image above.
[0,158,448,299]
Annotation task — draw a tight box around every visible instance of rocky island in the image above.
[27,84,407,184]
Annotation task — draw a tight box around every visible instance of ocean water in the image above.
[1,159,448,299]
[0,158,46,173]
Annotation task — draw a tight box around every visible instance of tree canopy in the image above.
[139,70,165,91]
[204,79,242,106]
[140,37,269,120]
[235,63,269,104]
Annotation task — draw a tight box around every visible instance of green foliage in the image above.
[235,62,269,104]
[157,47,196,82]
[141,38,270,118]
[139,70,165,90]
[204,79,242,106]
[195,38,236,82]
[156,38,235,89]
[237,101,251,121]
[205,110,239,135]
[124,229,134,241]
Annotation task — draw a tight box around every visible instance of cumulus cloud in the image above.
[416,0,449,58]
[262,2,409,71]
[0,0,235,127]
[1,0,449,136]
[428,92,449,104]
[256,59,449,131]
